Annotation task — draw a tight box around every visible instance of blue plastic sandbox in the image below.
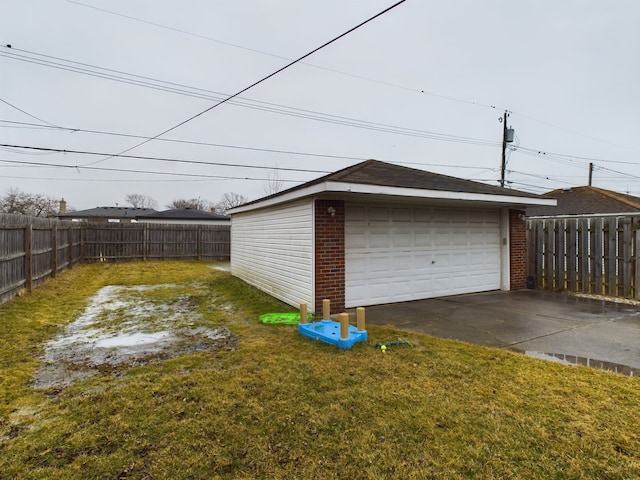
[298,319,368,349]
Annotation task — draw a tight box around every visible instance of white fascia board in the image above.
[228,181,556,214]
[322,182,557,206]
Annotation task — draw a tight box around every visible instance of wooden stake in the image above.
[339,313,349,340]
[323,299,330,320]
[299,302,308,324]
[356,307,365,332]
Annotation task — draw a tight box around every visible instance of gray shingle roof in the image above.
[321,160,537,196]
[242,159,543,208]
[135,209,230,221]
[527,186,640,216]
[57,207,157,219]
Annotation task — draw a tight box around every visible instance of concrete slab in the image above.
[355,290,640,374]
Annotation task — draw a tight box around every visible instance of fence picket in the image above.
[0,214,230,304]
[530,215,638,300]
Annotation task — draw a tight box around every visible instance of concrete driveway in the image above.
[360,290,640,375]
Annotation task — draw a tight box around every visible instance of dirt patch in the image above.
[32,284,236,390]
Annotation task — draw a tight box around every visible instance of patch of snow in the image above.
[33,284,236,390]
[95,331,174,348]
[210,264,230,272]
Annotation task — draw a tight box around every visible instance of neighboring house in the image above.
[135,208,231,225]
[527,186,640,217]
[56,207,157,223]
[228,160,555,313]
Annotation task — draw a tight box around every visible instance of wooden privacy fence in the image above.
[0,214,230,304]
[527,215,640,299]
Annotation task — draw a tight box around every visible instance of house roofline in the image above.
[528,212,640,220]
[229,181,556,214]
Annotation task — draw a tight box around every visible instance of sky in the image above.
[1,0,639,211]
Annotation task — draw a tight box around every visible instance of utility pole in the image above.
[500,110,513,188]
[588,162,593,186]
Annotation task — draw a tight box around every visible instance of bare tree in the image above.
[0,188,62,217]
[166,197,212,211]
[215,192,248,215]
[262,169,284,196]
[125,193,158,209]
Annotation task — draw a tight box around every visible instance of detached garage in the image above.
[229,160,555,313]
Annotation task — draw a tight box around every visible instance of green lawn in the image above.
[1,262,639,479]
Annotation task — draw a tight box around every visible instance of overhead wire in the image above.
[0,98,59,127]
[67,0,638,153]
[508,144,639,166]
[1,174,222,183]
[74,0,409,166]
[0,120,500,171]
[0,157,308,183]
[3,6,632,175]
[0,45,499,149]
[66,0,501,112]
[0,122,506,180]
[0,144,332,174]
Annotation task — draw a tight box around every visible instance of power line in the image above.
[0,120,369,161]
[0,120,498,171]
[510,111,640,153]
[597,165,640,181]
[67,0,501,112]
[0,143,332,174]
[508,144,638,166]
[1,174,220,183]
[507,169,574,187]
[67,0,639,151]
[0,98,59,127]
[0,48,500,148]
[0,157,308,183]
[78,0,409,166]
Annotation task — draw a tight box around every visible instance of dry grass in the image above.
[0,261,639,479]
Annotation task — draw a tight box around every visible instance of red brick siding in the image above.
[314,199,345,314]
[509,209,527,290]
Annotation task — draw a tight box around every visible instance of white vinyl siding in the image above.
[231,199,314,310]
[345,203,501,307]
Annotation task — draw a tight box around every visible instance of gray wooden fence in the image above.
[0,214,230,304]
[527,215,640,299]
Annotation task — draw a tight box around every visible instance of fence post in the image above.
[25,224,33,292]
[197,225,202,260]
[635,223,640,300]
[143,224,148,261]
[68,225,73,269]
[621,218,632,297]
[606,218,617,296]
[51,223,58,278]
[80,224,85,263]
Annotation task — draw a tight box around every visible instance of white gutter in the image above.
[229,181,556,214]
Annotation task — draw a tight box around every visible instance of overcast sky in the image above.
[1,1,639,211]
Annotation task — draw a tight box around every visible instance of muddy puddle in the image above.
[33,284,236,390]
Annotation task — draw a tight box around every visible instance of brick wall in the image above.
[509,209,527,290]
[314,199,345,314]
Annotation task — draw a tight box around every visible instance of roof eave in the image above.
[228,182,556,214]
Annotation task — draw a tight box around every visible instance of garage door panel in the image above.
[346,204,501,307]
[434,232,451,246]
[393,232,412,247]
[369,207,390,221]
[347,205,366,221]
[370,231,391,247]
[391,256,413,274]
[392,208,412,222]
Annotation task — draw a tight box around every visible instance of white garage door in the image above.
[345,203,502,307]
